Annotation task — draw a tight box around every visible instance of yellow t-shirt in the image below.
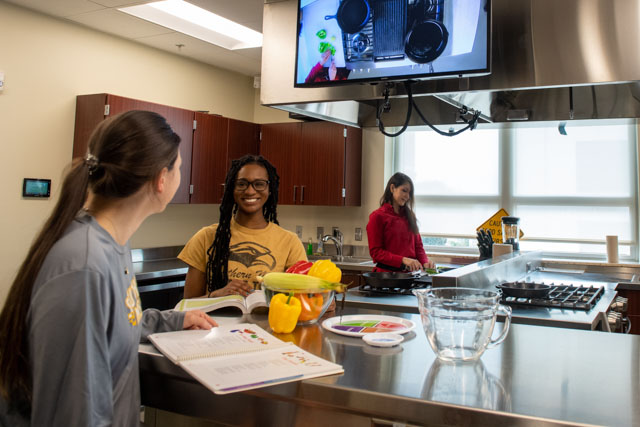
[178,219,307,290]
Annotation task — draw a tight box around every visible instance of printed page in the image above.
[174,295,245,313]
[181,345,344,394]
[245,289,268,312]
[148,323,286,363]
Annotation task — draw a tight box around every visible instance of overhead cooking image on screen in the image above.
[295,0,490,86]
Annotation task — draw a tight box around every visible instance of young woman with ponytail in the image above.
[0,110,216,426]
[179,155,307,298]
[366,172,434,272]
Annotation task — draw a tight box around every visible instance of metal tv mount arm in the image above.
[376,81,481,138]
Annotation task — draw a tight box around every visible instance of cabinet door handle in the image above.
[300,186,305,204]
[293,185,297,203]
[220,183,225,202]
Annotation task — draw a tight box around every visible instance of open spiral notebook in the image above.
[148,323,343,394]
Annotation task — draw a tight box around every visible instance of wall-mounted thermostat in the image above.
[23,178,51,198]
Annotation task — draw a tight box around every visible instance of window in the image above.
[394,121,638,260]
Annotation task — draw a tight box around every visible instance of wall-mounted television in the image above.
[294,0,490,87]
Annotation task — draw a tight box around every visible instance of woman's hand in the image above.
[183,310,218,330]
[210,279,254,297]
[423,259,436,269]
[402,257,422,271]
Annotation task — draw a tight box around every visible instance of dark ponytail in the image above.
[0,110,180,414]
[380,172,419,234]
[205,155,279,294]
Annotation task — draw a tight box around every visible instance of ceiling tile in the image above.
[189,0,264,29]
[5,0,104,17]
[68,8,174,39]
[138,32,262,76]
[6,0,265,77]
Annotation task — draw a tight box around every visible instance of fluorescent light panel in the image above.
[119,0,262,50]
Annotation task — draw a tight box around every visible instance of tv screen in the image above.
[294,0,490,87]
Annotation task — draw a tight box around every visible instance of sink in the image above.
[333,256,372,264]
[308,255,372,265]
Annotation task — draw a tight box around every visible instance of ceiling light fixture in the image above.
[118,0,262,50]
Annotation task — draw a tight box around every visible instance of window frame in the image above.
[392,121,640,261]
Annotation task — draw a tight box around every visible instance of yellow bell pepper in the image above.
[308,259,342,283]
[268,293,302,333]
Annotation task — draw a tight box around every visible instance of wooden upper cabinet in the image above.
[343,125,362,206]
[226,118,260,168]
[300,121,345,206]
[259,121,362,206]
[73,94,194,204]
[260,123,303,205]
[190,113,228,204]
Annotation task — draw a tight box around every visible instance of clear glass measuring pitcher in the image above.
[413,287,512,362]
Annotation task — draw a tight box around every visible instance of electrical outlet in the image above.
[317,226,324,240]
[296,225,303,239]
[355,227,362,241]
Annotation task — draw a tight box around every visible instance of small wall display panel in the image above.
[295,0,491,87]
[22,178,51,198]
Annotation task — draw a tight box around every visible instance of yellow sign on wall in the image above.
[476,209,525,243]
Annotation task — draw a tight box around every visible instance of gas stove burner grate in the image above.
[501,284,605,311]
[358,281,430,296]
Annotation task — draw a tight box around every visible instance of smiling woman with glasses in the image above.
[178,155,308,299]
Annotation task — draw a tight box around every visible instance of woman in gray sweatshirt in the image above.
[0,110,217,426]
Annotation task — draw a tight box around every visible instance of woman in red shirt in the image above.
[366,173,433,272]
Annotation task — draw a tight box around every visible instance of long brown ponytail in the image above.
[0,110,180,414]
[380,172,419,234]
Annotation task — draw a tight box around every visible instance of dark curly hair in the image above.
[205,155,280,294]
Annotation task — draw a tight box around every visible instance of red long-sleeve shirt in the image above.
[366,203,428,272]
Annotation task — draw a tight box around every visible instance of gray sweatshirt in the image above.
[3,213,184,426]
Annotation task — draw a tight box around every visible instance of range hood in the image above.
[261,0,640,127]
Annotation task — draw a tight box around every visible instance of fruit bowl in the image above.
[262,284,335,326]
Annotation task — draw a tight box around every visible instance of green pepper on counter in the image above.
[268,293,302,333]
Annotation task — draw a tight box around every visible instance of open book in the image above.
[148,323,343,395]
[174,290,267,314]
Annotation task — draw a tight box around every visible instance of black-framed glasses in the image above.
[235,179,269,192]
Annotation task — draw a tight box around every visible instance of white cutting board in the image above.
[300,0,346,68]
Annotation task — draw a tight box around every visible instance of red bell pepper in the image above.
[286,260,313,275]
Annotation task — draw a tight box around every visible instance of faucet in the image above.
[321,234,343,259]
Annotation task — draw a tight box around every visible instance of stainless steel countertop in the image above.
[344,288,617,330]
[134,258,188,281]
[346,268,620,330]
[139,307,640,426]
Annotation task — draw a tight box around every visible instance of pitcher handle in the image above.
[487,304,512,349]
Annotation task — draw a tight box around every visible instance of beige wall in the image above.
[0,2,387,304]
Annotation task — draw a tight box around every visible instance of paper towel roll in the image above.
[493,243,513,258]
[606,235,619,263]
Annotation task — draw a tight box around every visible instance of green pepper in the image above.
[268,293,301,333]
[316,29,327,39]
[318,42,336,56]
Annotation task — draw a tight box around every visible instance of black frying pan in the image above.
[497,282,551,299]
[325,0,371,34]
[363,272,417,289]
[404,0,448,64]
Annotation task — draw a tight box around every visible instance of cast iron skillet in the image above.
[363,272,417,289]
[325,0,371,34]
[497,282,552,299]
[404,0,449,64]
